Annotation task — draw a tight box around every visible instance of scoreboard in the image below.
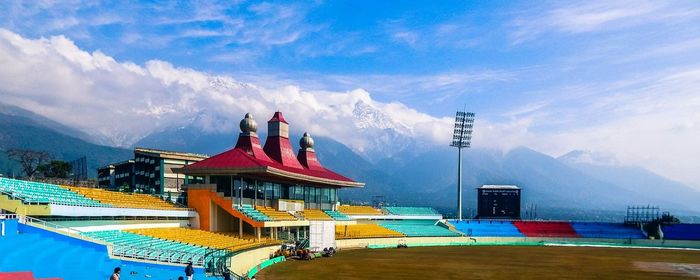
[476,185,521,219]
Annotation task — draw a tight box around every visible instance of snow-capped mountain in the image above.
[349,100,422,162]
[558,150,620,166]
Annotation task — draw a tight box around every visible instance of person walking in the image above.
[185,261,195,280]
[110,267,121,280]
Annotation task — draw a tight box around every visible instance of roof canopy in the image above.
[179,112,364,188]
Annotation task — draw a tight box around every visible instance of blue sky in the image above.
[2,1,700,187]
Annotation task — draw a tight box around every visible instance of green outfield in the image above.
[257,245,700,279]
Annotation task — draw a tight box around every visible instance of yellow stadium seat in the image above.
[300,209,333,221]
[65,186,184,210]
[125,227,279,252]
[255,206,298,221]
[335,224,404,239]
[338,205,383,215]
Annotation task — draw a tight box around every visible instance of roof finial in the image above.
[299,132,314,150]
[239,113,258,135]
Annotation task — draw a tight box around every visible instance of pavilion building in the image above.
[177,112,363,240]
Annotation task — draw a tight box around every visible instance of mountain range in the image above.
[1,102,699,219]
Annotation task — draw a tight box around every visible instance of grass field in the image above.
[257,245,700,279]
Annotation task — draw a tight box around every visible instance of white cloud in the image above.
[510,1,700,44]
[0,29,449,154]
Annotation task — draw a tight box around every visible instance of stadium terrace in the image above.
[1,112,700,280]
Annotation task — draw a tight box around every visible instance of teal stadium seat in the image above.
[235,204,272,221]
[383,207,440,216]
[82,230,207,265]
[324,210,352,221]
[379,220,460,237]
[0,177,106,207]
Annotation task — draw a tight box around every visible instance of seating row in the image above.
[662,224,700,240]
[324,210,351,221]
[451,220,524,237]
[82,230,206,264]
[300,209,333,221]
[335,224,404,239]
[383,207,439,216]
[256,207,297,221]
[571,222,646,239]
[0,177,104,207]
[126,227,279,252]
[234,205,272,221]
[338,205,382,215]
[68,186,182,210]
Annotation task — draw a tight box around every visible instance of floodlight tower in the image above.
[450,111,475,220]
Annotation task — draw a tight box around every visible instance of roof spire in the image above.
[239,113,258,136]
[299,132,314,151]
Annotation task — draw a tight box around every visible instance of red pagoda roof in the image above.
[268,111,288,124]
[180,112,363,187]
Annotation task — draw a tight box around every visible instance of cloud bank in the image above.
[0,29,452,154]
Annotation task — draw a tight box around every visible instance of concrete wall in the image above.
[50,204,196,217]
[1,219,18,236]
[228,245,280,276]
[0,194,50,215]
[52,219,190,232]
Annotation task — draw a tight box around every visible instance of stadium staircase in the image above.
[298,238,310,249]
[188,187,265,227]
[513,221,579,237]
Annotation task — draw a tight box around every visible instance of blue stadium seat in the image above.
[571,222,646,239]
[452,220,524,237]
[661,224,700,240]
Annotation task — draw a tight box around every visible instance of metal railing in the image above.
[203,246,246,280]
[22,216,87,235]
[0,214,18,220]
[21,216,204,266]
[111,244,206,266]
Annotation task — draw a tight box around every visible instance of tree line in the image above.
[5,148,72,179]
